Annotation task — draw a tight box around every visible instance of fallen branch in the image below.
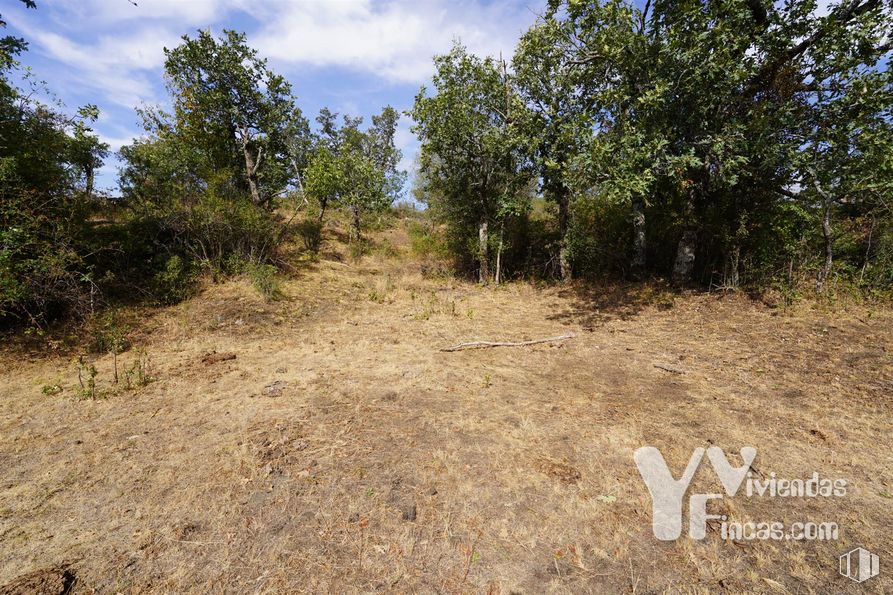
[654,363,686,375]
[440,333,575,352]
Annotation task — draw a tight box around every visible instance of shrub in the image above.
[296,218,324,252]
[151,255,196,305]
[245,262,281,301]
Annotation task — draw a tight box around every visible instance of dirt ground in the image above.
[1,223,891,594]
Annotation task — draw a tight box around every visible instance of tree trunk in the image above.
[725,243,740,288]
[85,164,94,201]
[478,217,490,284]
[816,199,833,292]
[860,215,875,283]
[240,130,263,206]
[351,205,362,242]
[811,174,834,293]
[495,223,504,285]
[557,190,571,282]
[672,188,698,286]
[317,199,328,225]
[631,194,646,277]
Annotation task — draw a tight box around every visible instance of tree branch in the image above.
[745,0,881,96]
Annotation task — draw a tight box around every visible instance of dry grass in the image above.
[0,221,891,594]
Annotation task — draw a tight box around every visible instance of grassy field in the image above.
[1,221,891,594]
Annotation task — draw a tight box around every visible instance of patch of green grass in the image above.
[41,384,63,396]
[246,263,282,301]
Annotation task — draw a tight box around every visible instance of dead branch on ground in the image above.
[440,333,575,352]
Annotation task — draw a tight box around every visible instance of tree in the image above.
[304,107,405,240]
[0,0,35,70]
[410,43,530,283]
[162,30,310,208]
[68,105,109,200]
[1,1,113,323]
[514,16,596,281]
[779,3,893,291]
[553,0,892,287]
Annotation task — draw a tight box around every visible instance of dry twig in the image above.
[653,363,687,375]
[440,333,575,352]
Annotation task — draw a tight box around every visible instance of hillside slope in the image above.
[1,223,891,594]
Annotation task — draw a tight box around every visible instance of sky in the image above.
[4,0,547,195]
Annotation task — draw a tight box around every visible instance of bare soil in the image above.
[1,223,891,594]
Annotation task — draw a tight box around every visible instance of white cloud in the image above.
[100,132,140,154]
[46,0,233,27]
[7,16,181,106]
[6,0,543,191]
[6,0,249,106]
[250,0,538,83]
[10,0,541,107]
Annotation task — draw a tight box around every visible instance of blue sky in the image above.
[4,0,547,194]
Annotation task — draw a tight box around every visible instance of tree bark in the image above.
[860,215,875,283]
[351,205,362,242]
[811,174,834,293]
[725,243,740,288]
[85,163,94,201]
[557,190,571,282]
[478,217,490,284]
[240,129,263,206]
[631,194,646,277]
[495,222,504,285]
[672,188,698,286]
[816,199,833,292]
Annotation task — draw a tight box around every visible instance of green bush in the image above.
[151,255,196,305]
[296,218,323,252]
[244,262,281,301]
[408,221,448,259]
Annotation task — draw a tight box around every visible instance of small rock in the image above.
[262,380,288,397]
[428,487,438,496]
[201,351,237,365]
[402,503,417,521]
[275,367,287,374]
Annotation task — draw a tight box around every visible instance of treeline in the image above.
[411,0,893,290]
[1,4,402,327]
[2,0,892,329]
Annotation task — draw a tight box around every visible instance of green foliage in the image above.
[296,218,324,252]
[115,30,306,307]
[89,309,131,354]
[4,0,893,335]
[161,29,310,208]
[41,383,62,396]
[246,263,280,301]
[223,255,281,301]
[407,221,449,259]
[304,106,406,240]
[410,43,531,281]
[122,349,153,391]
[0,10,110,326]
[533,0,893,289]
[151,255,196,306]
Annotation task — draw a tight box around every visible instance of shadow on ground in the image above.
[546,279,678,328]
